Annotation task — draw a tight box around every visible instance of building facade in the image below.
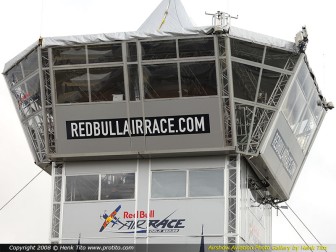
[3,0,329,246]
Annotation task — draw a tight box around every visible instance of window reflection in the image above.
[127,42,137,62]
[88,44,122,63]
[22,49,38,77]
[53,46,86,65]
[13,74,41,118]
[265,47,299,71]
[89,67,124,102]
[151,171,186,198]
[143,64,179,99]
[101,173,135,200]
[179,37,214,57]
[128,65,140,101]
[295,109,316,151]
[189,169,223,197]
[232,62,260,101]
[6,64,23,86]
[55,69,89,103]
[66,175,99,201]
[142,40,176,60]
[181,61,217,97]
[231,39,264,63]
[258,69,282,105]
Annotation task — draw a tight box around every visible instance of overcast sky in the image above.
[0,0,335,245]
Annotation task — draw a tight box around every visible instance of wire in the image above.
[247,159,326,247]
[278,208,313,252]
[285,202,327,252]
[0,170,44,212]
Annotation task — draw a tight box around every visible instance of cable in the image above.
[0,170,43,212]
[247,158,326,247]
[278,208,313,252]
[285,202,327,252]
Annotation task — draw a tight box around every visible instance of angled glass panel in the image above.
[127,42,137,62]
[232,62,260,101]
[265,47,299,71]
[128,65,140,101]
[22,49,38,78]
[141,40,176,60]
[258,69,282,105]
[89,67,124,102]
[101,173,135,200]
[88,44,122,63]
[151,171,186,198]
[143,63,178,99]
[309,90,323,123]
[66,175,99,201]
[179,37,214,57]
[189,169,224,197]
[6,64,23,86]
[13,74,41,118]
[53,46,86,65]
[283,83,306,130]
[295,109,316,152]
[180,61,217,97]
[297,64,313,99]
[231,38,264,63]
[55,69,89,103]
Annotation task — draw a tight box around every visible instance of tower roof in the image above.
[137,0,194,33]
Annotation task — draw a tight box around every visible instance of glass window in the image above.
[88,44,122,63]
[89,67,125,102]
[127,42,137,62]
[143,63,179,99]
[295,109,316,151]
[297,65,313,99]
[286,85,306,130]
[309,90,323,122]
[22,49,38,77]
[180,61,217,96]
[258,69,282,105]
[265,47,299,71]
[232,62,260,101]
[128,65,140,101]
[55,69,89,103]
[53,46,86,65]
[189,169,224,197]
[282,83,298,120]
[6,64,23,86]
[179,37,214,57]
[151,171,186,198]
[231,39,264,63]
[142,40,176,60]
[101,173,135,200]
[13,74,41,118]
[66,175,99,201]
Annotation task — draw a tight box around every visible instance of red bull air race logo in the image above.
[99,205,186,234]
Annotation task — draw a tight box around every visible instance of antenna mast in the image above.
[205,11,238,34]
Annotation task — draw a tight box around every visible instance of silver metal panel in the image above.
[253,113,305,199]
[54,97,225,157]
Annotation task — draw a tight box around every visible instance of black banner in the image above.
[66,114,210,140]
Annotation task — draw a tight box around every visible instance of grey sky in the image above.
[0,0,335,244]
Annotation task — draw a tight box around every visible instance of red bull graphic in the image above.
[99,205,186,234]
[99,205,121,232]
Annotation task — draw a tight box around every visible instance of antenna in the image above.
[205,11,238,34]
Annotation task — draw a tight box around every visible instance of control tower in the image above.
[3,0,331,246]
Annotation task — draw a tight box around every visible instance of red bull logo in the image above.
[99,205,186,234]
